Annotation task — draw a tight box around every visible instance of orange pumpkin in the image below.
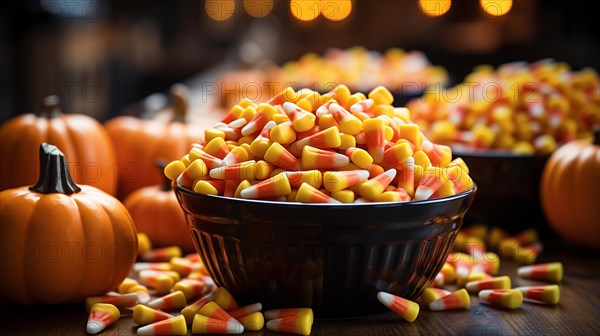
[124,161,195,252]
[541,128,600,249]
[0,143,137,304]
[0,96,117,195]
[105,85,205,199]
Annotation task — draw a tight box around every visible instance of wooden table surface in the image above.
[2,241,599,336]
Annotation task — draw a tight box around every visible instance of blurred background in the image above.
[0,0,598,123]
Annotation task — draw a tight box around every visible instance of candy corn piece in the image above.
[282,101,317,132]
[418,288,452,306]
[181,292,216,324]
[350,98,374,113]
[133,262,171,272]
[133,305,174,326]
[439,262,456,284]
[395,156,415,197]
[362,118,386,163]
[87,303,120,334]
[118,278,141,294]
[323,170,369,192]
[137,233,152,254]
[359,168,397,201]
[128,285,151,304]
[229,303,263,319]
[429,289,471,311]
[515,242,543,265]
[377,292,419,322]
[198,302,238,323]
[237,312,264,331]
[189,147,225,170]
[301,145,349,170]
[240,172,291,199]
[209,161,256,181]
[265,308,314,336]
[212,287,239,311]
[345,147,373,169]
[137,315,187,336]
[138,272,174,295]
[518,262,563,283]
[285,170,322,189]
[479,289,523,309]
[466,269,492,283]
[466,276,511,293]
[264,142,302,171]
[139,270,180,283]
[147,291,187,311]
[191,314,244,334]
[294,126,341,150]
[164,160,186,181]
[514,285,560,304]
[86,293,138,312]
[328,103,363,135]
[222,147,250,166]
[514,228,539,246]
[242,103,277,136]
[173,279,206,300]
[170,257,194,277]
[176,160,208,188]
[414,166,445,201]
[421,140,452,167]
[296,182,341,203]
[382,143,413,168]
[204,137,230,159]
[472,252,500,275]
[271,121,297,145]
[140,246,182,262]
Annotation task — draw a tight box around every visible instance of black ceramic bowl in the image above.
[174,184,476,318]
[453,150,551,236]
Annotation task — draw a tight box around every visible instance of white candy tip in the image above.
[377,291,393,307]
[333,154,350,167]
[209,167,223,179]
[86,322,103,334]
[414,186,433,201]
[429,300,444,311]
[282,101,296,113]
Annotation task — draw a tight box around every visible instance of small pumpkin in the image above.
[124,161,195,253]
[105,84,206,199]
[541,128,600,249]
[0,143,137,304]
[0,96,117,194]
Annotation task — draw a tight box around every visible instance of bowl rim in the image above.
[174,183,477,208]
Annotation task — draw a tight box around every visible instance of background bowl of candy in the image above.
[407,60,600,235]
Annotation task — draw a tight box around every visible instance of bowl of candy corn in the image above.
[407,60,599,233]
[166,85,477,317]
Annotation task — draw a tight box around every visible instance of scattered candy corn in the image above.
[137,315,187,336]
[87,303,120,334]
[377,291,420,322]
[133,305,174,326]
[418,288,452,306]
[429,289,471,311]
[518,262,563,283]
[466,276,511,293]
[265,308,314,336]
[479,289,523,309]
[147,291,187,311]
[191,314,244,334]
[514,285,560,304]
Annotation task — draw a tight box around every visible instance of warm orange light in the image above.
[205,0,235,21]
[290,0,321,21]
[418,0,451,17]
[244,0,274,18]
[480,0,513,16]
[321,0,352,21]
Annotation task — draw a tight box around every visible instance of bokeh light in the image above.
[205,0,235,21]
[480,0,513,16]
[290,0,321,22]
[244,0,274,18]
[418,0,452,17]
[321,0,352,21]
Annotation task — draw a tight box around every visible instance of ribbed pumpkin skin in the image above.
[0,185,138,304]
[124,185,195,253]
[541,135,600,249]
[0,114,117,195]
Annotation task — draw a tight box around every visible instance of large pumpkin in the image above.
[105,84,205,199]
[541,128,600,249]
[0,143,137,304]
[0,95,117,195]
[124,161,195,253]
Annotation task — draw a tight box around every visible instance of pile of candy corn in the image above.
[377,224,563,322]
[83,233,314,335]
[165,85,474,203]
[408,60,599,153]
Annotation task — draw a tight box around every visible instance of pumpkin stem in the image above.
[171,84,189,123]
[156,159,172,191]
[593,127,600,146]
[40,95,62,118]
[30,143,81,194]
